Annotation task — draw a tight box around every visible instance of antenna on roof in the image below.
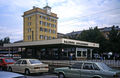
[46,0,48,6]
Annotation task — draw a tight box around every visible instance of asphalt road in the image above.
[26,73,58,78]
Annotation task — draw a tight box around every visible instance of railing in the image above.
[41,60,120,68]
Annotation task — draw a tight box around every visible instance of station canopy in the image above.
[4,38,99,48]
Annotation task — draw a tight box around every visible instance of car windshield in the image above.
[98,62,112,70]
[5,59,15,63]
[29,59,42,64]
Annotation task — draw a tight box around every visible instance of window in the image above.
[83,63,94,70]
[93,64,100,70]
[28,22,31,26]
[22,60,27,64]
[40,35,43,39]
[28,28,31,32]
[53,24,56,28]
[44,28,47,32]
[49,36,51,40]
[77,51,81,57]
[28,17,31,20]
[28,35,31,40]
[72,63,83,69]
[83,51,87,57]
[49,23,51,27]
[5,59,15,63]
[45,17,47,20]
[29,59,42,64]
[53,30,56,34]
[40,27,43,32]
[15,60,22,64]
[49,29,51,33]
[45,36,48,40]
[40,21,42,25]
[45,22,47,26]
[40,15,42,18]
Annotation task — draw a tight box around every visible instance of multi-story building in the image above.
[23,5,58,42]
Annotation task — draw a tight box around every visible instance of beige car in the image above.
[7,59,49,75]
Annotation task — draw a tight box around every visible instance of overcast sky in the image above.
[0,0,120,42]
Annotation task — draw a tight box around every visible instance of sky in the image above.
[0,0,120,42]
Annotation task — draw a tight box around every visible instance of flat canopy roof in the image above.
[4,38,99,48]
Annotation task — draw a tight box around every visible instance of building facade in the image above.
[23,6,58,42]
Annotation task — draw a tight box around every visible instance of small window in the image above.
[28,35,31,40]
[49,29,51,33]
[22,60,27,64]
[28,17,31,20]
[53,30,56,34]
[83,63,94,70]
[49,36,51,40]
[5,59,15,63]
[40,35,43,39]
[40,15,42,18]
[40,27,43,32]
[15,60,22,64]
[44,28,47,32]
[45,36,48,40]
[29,59,42,64]
[93,64,100,70]
[40,21,42,25]
[72,63,83,69]
[28,22,31,26]
[45,22,47,26]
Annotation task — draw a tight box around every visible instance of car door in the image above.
[19,60,27,73]
[12,60,22,72]
[65,63,83,78]
[80,63,95,78]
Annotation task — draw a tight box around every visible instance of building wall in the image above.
[23,7,58,42]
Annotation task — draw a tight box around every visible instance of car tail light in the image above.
[34,67,40,69]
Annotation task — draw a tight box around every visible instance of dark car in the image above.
[0,58,15,70]
[0,71,26,78]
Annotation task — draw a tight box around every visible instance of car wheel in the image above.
[58,73,65,78]
[25,69,30,75]
[8,67,12,72]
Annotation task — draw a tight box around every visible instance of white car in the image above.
[7,59,49,75]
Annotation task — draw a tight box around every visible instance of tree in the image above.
[0,37,10,46]
[77,26,107,53]
[3,37,10,43]
[108,26,120,54]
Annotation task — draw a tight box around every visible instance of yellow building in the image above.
[23,5,58,42]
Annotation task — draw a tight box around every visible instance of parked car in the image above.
[0,71,26,78]
[54,61,120,78]
[0,58,15,70]
[7,59,49,75]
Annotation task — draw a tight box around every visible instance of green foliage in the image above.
[0,37,10,46]
[107,26,120,53]
[66,25,120,54]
